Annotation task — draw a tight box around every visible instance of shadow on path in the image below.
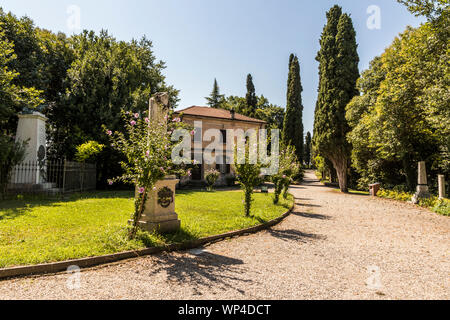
[295,202,322,208]
[268,229,326,243]
[149,252,254,295]
[292,211,332,220]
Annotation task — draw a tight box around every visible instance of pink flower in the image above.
[145,117,150,123]
[108,180,113,186]
[107,130,112,136]
[146,150,150,157]
[172,117,181,123]
[138,187,145,194]
[130,120,136,126]
[134,113,140,119]
[190,130,195,136]
[282,175,287,179]
[160,167,165,172]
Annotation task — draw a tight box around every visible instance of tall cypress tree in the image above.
[304,131,312,166]
[313,6,359,192]
[245,74,257,118]
[282,54,304,163]
[205,78,225,109]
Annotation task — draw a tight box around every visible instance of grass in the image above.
[0,190,293,268]
[377,189,450,216]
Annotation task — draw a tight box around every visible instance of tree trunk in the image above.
[402,157,416,192]
[330,155,348,193]
[330,168,338,184]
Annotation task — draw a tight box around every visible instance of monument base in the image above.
[411,185,431,204]
[129,214,181,234]
[140,211,181,233]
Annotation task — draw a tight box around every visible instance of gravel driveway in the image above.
[1,171,448,300]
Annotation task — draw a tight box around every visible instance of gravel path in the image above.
[1,171,448,300]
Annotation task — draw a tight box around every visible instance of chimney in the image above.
[230,108,235,120]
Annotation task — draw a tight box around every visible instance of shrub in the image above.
[225,174,236,187]
[205,169,220,191]
[272,145,301,204]
[378,189,413,202]
[75,141,105,163]
[0,135,28,199]
[432,199,450,216]
[235,143,263,217]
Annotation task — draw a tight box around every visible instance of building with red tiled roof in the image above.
[175,106,266,186]
[175,106,266,124]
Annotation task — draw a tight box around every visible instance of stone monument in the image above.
[14,111,48,184]
[411,161,431,204]
[438,175,446,200]
[134,93,181,233]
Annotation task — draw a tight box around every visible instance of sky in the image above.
[0,0,425,135]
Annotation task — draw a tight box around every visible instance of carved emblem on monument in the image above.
[158,187,174,208]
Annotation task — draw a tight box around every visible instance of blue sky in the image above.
[0,0,424,134]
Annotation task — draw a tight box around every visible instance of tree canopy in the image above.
[0,8,179,186]
[282,54,304,163]
[205,78,225,109]
[346,13,449,190]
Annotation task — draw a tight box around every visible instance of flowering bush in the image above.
[205,169,220,191]
[272,144,301,204]
[104,110,191,238]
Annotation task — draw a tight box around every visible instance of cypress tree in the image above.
[205,78,225,109]
[282,55,304,163]
[313,6,359,192]
[304,131,312,166]
[245,74,257,118]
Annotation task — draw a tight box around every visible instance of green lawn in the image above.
[0,190,293,268]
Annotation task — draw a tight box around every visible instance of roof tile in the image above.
[175,106,266,124]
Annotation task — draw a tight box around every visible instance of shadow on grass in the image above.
[0,191,134,221]
[268,229,326,243]
[161,228,200,244]
[149,251,252,295]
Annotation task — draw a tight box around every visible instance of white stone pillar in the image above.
[15,112,48,184]
[438,175,446,200]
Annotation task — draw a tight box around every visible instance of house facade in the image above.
[175,106,266,186]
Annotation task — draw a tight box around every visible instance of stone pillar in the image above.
[438,175,446,200]
[412,161,431,204]
[14,112,47,184]
[149,92,169,125]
